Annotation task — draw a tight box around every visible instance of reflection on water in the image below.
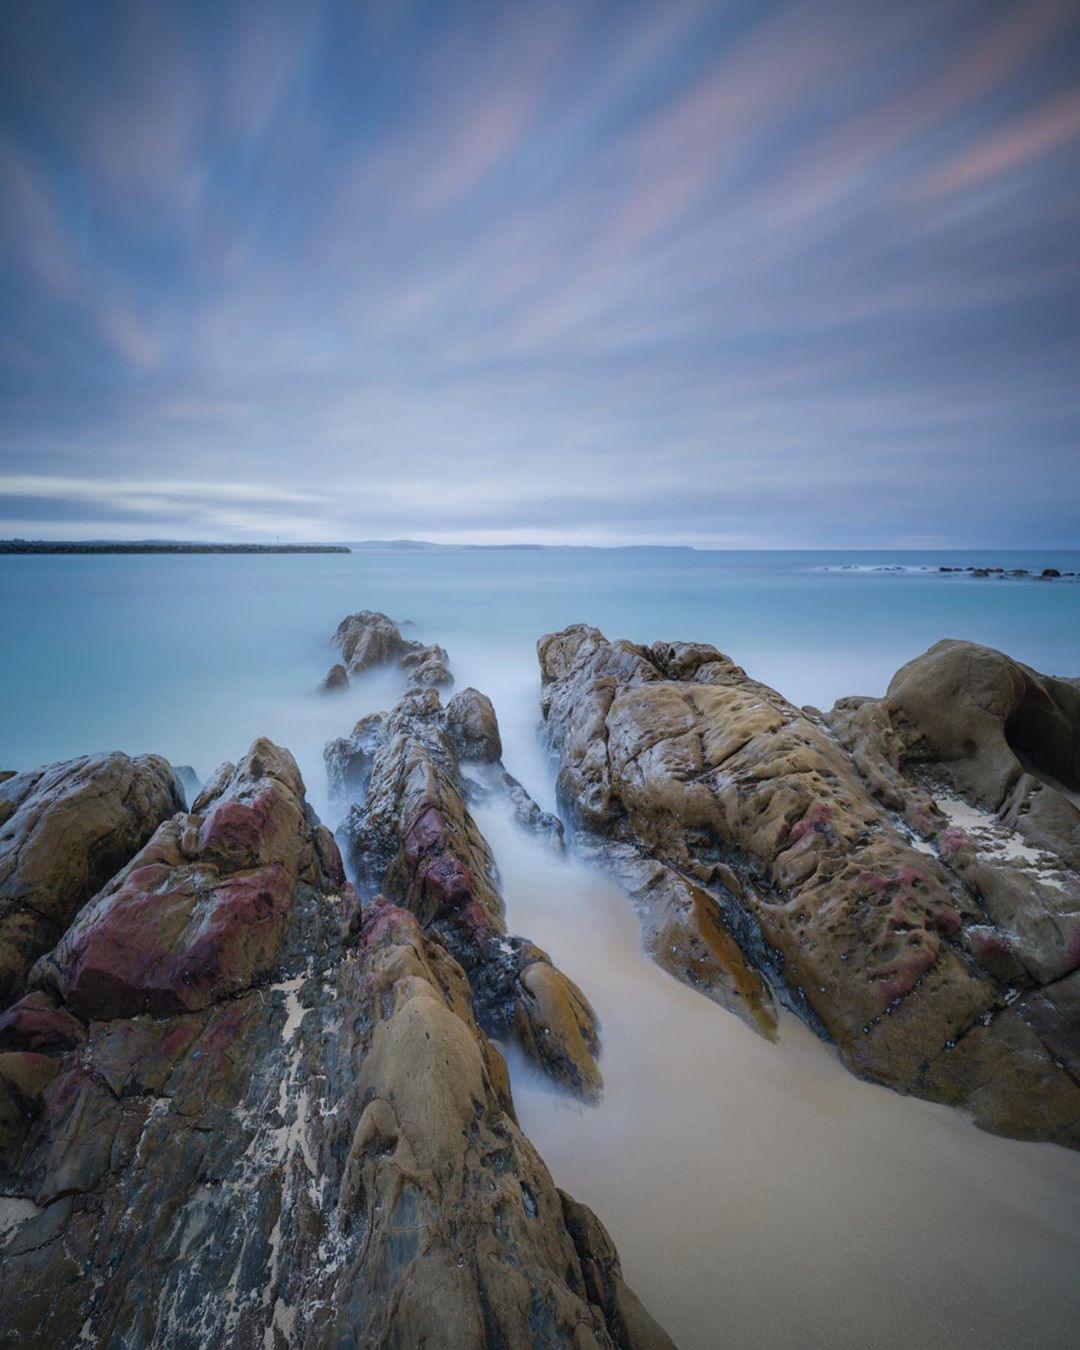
[481,807,1080,1350]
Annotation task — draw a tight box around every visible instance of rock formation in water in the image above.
[0,737,672,1348]
[319,609,453,693]
[333,676,599,1101]
[538,625,1080,1146]
[0,754,184,1009]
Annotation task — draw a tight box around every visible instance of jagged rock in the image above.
[0,744,668,1348]
[339,687,602,1099]
[465,763,566,851]
[333,609,414,673]
[538,624,1080,1146]
[401,642,453,689]
[317,662,349,694]
[331,610,453,688]
[30,739,325,1021]
[0,753,183,1008]
[325,711,386,801]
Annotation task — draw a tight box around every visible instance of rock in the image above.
[325,711,386,801]
[401,642,454,689]
[339,686,602,1099]
[446,687,503,762]
[0,743,666,1347]
[0,991,85,1054]
[30,739,322,1021]
[317,662,349,694]
[513,952,603,1100]
[877,639,1078,827]
[333,609,414,673]
[538,624,1080,1145]
[1042,568,1061,578]
[829,640,1080,987]
[0,754,183,1008]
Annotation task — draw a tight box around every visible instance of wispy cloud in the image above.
[0,0,1078,546]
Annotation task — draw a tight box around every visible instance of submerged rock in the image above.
[0,741,669,1347]
[538,625,1080,1146]
[0,754,183,1008]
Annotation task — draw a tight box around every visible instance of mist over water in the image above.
[3,547,1080,1348]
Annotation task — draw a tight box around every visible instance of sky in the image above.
[1,0,1078,548]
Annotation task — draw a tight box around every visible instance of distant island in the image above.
[0,541,351,555]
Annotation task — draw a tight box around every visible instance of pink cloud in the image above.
[920,87,1080,196]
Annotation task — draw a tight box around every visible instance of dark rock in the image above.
[1042,568,1061,578]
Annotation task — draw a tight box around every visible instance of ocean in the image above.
[3,546,1080,1348]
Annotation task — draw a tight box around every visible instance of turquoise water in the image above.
[2,548,1078,793]
[3,547,1080,1350]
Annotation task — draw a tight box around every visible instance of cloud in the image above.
[919,87,1080,196]
[0,0,1077,547]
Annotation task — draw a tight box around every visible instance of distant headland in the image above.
[0,541,351,555]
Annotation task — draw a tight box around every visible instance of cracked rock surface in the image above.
[0,754,184,1009]
[538,625,1080,1145]
[0,737,671,1347]
[336,683,600,1101]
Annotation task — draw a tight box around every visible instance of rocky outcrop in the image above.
[0,754,184,1008]
[29,740,329,1021]
[317,662,349,695]
[833,639,1079,861]
[337,686,600,1100]
[322,610,453,692]
[0,740,670,1348]
[538,625,1080,1145]
[446,687,502,763]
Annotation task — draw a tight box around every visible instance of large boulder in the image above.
[0,744,669,1347]
[829,641,1080,987]
[0,754,183,1007]
[538,625,1080,1146]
